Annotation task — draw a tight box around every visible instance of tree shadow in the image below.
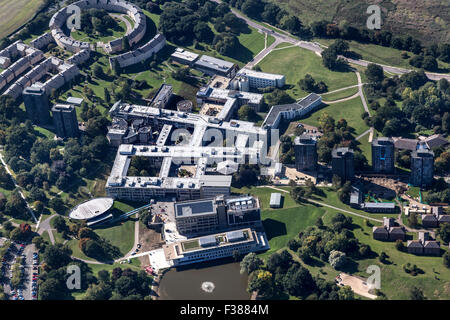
[225,41,253,63]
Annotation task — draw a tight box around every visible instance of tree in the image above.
[338,285,355,300]
[407,212,419,229]
[240,253,263,275]
[422,56,438,71]
[322,46,340,70]
[193,21,214,43]
[328,250,347,269]
[83,282,112,300]
[332,174,342,190]
[237,105,257,121]
[409,286,426,300]
[52,216,68,233]
[49,197,65,214]
[104,88,111,104]
[395,240,405,252]
[365,63,384,83]
[247,270,274,298]
[443,251,450,269]
[93,65,104,79]
[438,223,450,243]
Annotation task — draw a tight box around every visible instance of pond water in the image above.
[158,259,251,300]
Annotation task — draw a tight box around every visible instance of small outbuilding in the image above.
[270,193,282,208]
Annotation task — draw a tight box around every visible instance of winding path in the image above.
[258,185,383,223]
[210,0,450,82]
[0,150,37,223]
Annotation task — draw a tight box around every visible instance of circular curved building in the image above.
[69,197,114,226]
[49,0,147,53]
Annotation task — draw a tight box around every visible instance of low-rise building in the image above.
[363,202,396,213]
[407,232,441,256]
[163,228,268,266]
[235,68,285,89]
[171,48,199,66]
[194,55,238,78]
[269,193,282,208]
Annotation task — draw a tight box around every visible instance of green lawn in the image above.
[71,19,128,43]
[0,0,44,39]
[233,185,450,299]
[317,38,450,74]
[95,219,135,256]
[257,44,358,99]
[301,96,369,136]
[322,86,359,102]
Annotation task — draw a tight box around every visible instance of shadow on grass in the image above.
[262,218,287,241]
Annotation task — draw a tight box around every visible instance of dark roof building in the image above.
[331,147,354,181]
[23,85,51,125]
[52,104,79,138]
[372,137,395,173]
[410,143,434,187]
[294,134,318,172]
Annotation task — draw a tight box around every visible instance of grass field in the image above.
[318,38,450,73]
[233,185,450,299]
[0,0,44,39]
[257,44,358,99]
[71,20,128,43]
[322,86,359,102]
[301,96,369,136]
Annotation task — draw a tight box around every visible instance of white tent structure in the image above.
[216,160,238,175]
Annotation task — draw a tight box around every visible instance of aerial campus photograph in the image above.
[0,0,449,311]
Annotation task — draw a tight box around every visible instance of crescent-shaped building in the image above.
[49,0,147,54]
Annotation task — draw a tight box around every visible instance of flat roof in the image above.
[66,96,83,105]
[195,55,235,72]
[175,199,215,217]
[171,48,199,62]
[237,68,284,81]
[270,193,281,205]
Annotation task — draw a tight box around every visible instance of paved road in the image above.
[211,0,450,82]
[355,128,372,141]
[37,214,57,245]
[110,13,132,35]
[245,37,283,69]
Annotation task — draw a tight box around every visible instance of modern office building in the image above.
[52,104,79,138]
[332,147,354,181]
[262,93,322,130]
[410,143,434,187]
[163,228,269,266]
[170,48,199,66]
[235,68,285,89]
[150,84,173,109]
[22,85,51,125]
[174,195,261,236]
[372,137,395,173]
[194,55,238,78]
[294,134,318,171]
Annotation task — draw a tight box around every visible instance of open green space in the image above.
[71,19,128,43]
[300,96,369,136]
[0,0,44,39]
[233,185,450,299]
[317,38,450,73]
[322,86,359,102]
[257,44,358,99]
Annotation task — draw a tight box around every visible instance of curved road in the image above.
[210,0,450,82]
